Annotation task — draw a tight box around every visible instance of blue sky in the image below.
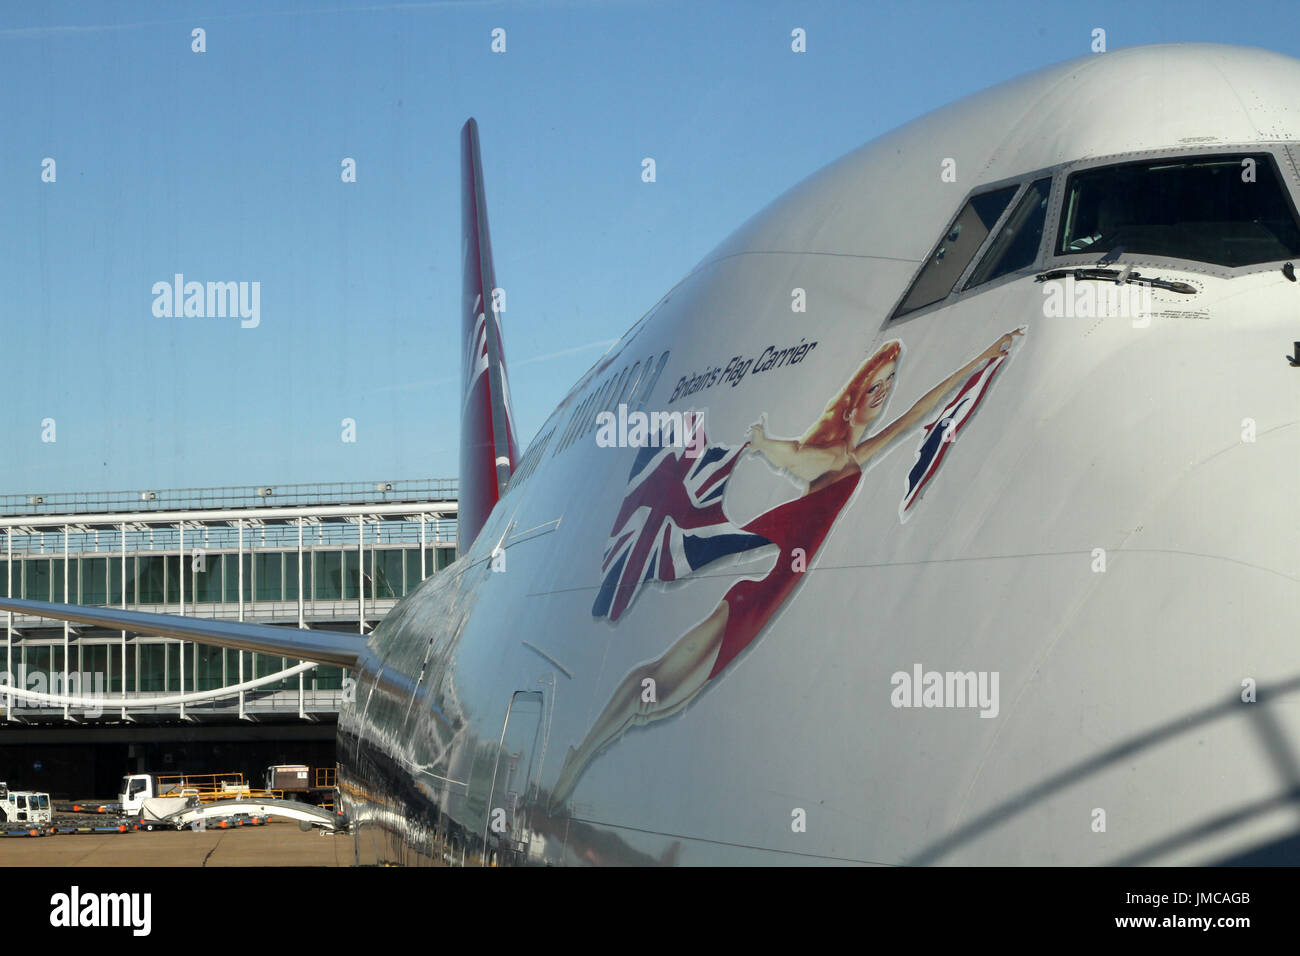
[0,0,1293,494]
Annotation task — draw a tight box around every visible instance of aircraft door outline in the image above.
[482,690,543,865]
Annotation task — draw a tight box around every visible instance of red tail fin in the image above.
[459,118,519,554]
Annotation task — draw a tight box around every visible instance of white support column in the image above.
[63,524,69,720]
[238,520,245,720]
[298,517,305,720]
[5,532,12,722]
[121,522,127,719]
[297,518,305,629]
[178,522,185,721]
[420,515,427,580]
[358,516,365,635]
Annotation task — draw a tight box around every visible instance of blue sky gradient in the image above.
[1,0,1293,493]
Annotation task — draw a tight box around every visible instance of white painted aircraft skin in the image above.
[7,42,1300,865]
[355,42,1300,865]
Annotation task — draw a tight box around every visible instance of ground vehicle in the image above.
[2,788,52,825]
[264,764,310,797]
[119,772,246,815]
[138,795,200,831]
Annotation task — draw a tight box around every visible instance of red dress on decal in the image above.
[708,470,862,678]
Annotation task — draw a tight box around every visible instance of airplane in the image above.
[4,40,1300,866]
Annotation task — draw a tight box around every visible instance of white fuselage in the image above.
[339,43,1300,865]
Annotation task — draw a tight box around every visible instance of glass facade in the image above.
[1,545,455,704]
[254,553,282,601]
[342,551,361,600]
[374,549,403,599]
[110,557,124,605]
[194,554,222,603]
[195,643,223,690]
[81,643,107,681]
[315,664,343,690]
[10,640,350,695]
[404,552,422,594]
[163,555,179,604]
[255,652,291,691]
[81,557,108,604]
[166,643,180,692]
[25,644,56,687]
[109,643,136,693]
[0,545,451,607]
[286,554,311,601]
[314,551,343,600]
[137,643,165,692]
[5,641,348,695]
[138,556,165,604]
[25,559,50,600]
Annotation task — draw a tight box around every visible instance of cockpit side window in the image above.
[892,184,1018,318]
[1056,153,1300,267]
[964,178,1052,289]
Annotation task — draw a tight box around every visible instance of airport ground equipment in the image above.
[1,825,51,836]
[265,764,311,795]
[196,813,270,829]
[138,795,201,831]
[167,797,338,831]
[1,789,52,826]
[119,771,247,814]
[264,764,337,806]
[55,801,122,814]
[50,821,132,834]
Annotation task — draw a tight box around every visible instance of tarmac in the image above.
[0,819,347,866]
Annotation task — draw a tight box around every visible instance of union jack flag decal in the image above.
[592,428,771,622]
[900,353,1007,520]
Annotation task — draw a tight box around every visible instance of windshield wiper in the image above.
[1034,268,1197,295]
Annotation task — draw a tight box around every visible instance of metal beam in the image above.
[0,501,458,530]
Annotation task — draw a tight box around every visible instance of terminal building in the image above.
[0,479,457,798]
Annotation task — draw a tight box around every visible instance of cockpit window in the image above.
[1056,154,1300,267]
[894,184,1018,317]
[965,178,1051,289]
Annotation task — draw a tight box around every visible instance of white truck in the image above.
[1,782,53,826]
[119,771,248,815]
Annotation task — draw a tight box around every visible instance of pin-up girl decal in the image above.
[551,329,1024,807]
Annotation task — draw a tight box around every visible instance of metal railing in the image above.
[0,478,458,518]
[156,772,245,795]
[3,688,346,721]
[195,788,284,802]
[3,525,459,554]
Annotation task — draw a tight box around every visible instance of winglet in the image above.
[459,118,520,555]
